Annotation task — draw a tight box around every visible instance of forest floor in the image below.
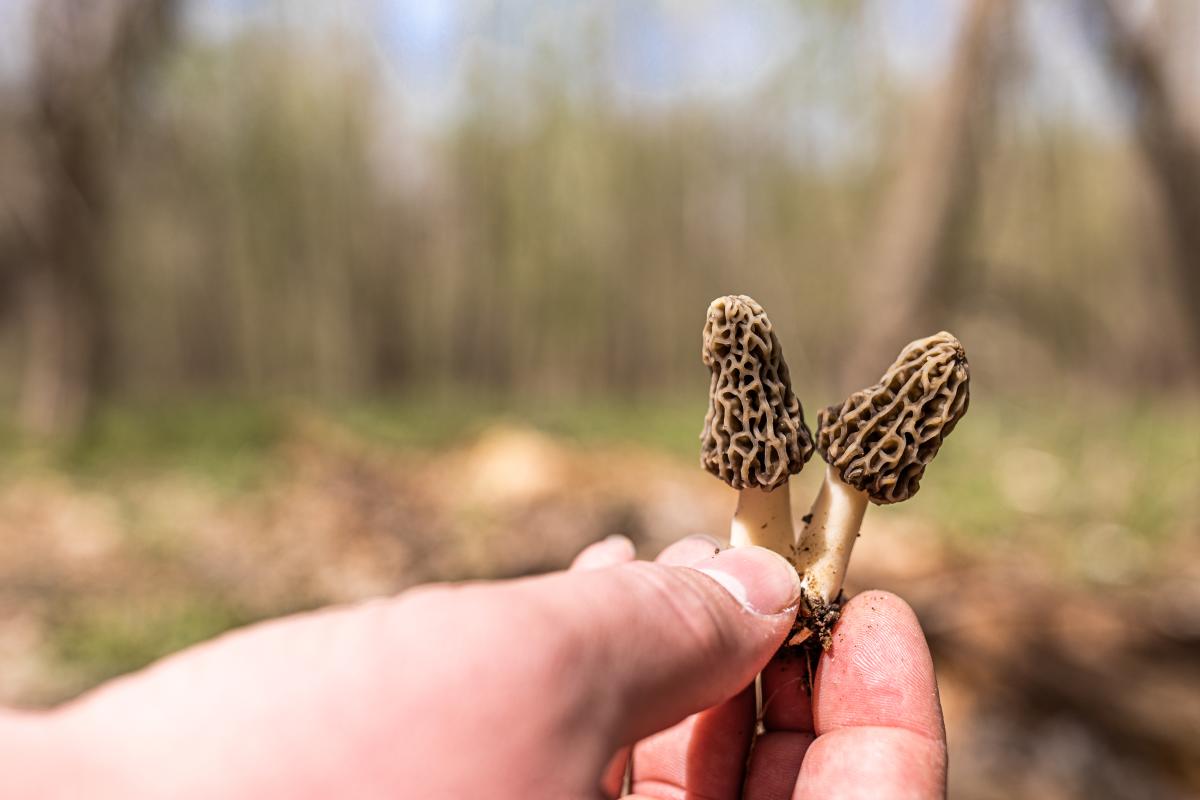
[0,396,1197,800]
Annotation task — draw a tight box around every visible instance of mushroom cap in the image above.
[817,331,970,505]
[700,295,815,490]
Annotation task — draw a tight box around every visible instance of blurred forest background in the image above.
[0,1,1197,799]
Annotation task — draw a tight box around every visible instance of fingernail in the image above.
[698,547,801,615]
[602,534,636,558]
[682,533,722,550]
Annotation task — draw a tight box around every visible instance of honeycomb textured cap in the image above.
[818,332,969,504]
[700,295,815,490]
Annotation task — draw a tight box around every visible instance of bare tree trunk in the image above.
[1084,0,1200,362]
[844,0,1007,383]
[18,0,176,439]
[18,267,97,436]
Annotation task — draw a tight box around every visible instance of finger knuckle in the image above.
[627,562,736,661]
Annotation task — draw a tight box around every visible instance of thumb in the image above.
[527,546,800,746]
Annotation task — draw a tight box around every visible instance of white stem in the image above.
[795,465,869,608]
[729,483,796,557]
[728,483,795,737]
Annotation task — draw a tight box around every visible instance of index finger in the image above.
[796,590,947,799]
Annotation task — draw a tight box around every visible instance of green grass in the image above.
[0,400,287,489]
[583,393,1192,548]
[74,401,285,483]
[12,391,1196,695]
[336,391,710,457]
[7,391,1195,548]
[47,595,257,692]
[342,390,1199,553]
[904,393,1200,555]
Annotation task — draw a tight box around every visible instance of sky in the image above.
[0,0,1116,134]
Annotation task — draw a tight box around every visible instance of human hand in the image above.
[2,535,945,799]
[601,535,947,800]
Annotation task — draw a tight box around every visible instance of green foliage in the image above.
[2,2,1197,422]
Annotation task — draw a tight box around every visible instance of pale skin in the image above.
[0,535,946,799]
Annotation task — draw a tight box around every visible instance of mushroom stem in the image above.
[730,483,796,557]
[795,465,869,608]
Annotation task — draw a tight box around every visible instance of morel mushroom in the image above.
[700,295,815,555]
[795,332,969,635]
